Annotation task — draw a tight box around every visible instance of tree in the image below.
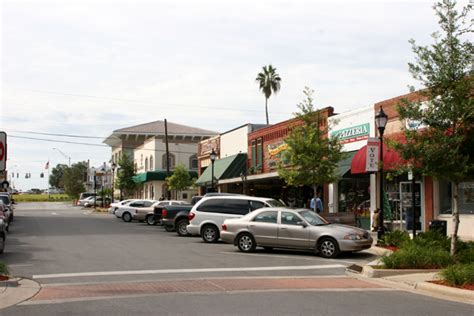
[63,161,87,199]
[166,164,194,199]
[115,154,136,199]
[49,164,67,189]
[392,0,473,255]
[278,87,344,207]
[256,64,282,125]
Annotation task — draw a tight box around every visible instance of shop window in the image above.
[162,153,176,169]
[150,156,154,171]
[189,155,198,170]
[251,140,257,167]
[145,158,148,171]
[439,181,474,215]
[257,138,263,168]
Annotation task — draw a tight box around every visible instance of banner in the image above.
[365,137,379,172]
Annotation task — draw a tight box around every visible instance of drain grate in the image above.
[346,264,363,273]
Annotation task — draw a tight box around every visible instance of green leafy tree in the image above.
[49,163,67,189]
[116,154,136,199]
[256,64,282,125]
[278,87,344,207]
[392,0,473,255]
[63,161,88,199]
[166,164,194,198]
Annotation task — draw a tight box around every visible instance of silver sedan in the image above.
[221,207,373,258]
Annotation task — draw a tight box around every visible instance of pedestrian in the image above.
[372,208,380,232]
[310,192,323,213]
[159,195,165,201]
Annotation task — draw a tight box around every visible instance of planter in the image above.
[362,265,440,278]
[0,274,10,281]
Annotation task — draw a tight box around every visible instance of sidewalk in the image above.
[0,278,41,310]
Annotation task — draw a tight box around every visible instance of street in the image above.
[1,202,473,315]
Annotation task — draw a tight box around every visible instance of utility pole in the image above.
[164,119,171,200]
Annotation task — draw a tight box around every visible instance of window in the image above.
[189,155,198,170]
[223,199,251,215]
[439,180,474,215]
[281,212,302,225]
[257,138,263,168]
[143,201,154,207]
[145,158,148,171]
[162,153,176,169]
[130,201,144,207]
[251,140,256,167]
[141,154,143,167]
[250,201,265,211]
[253,211,278,223]
[150,156,154,171]
[197,199,226,213]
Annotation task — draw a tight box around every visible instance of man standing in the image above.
[310,192,323,213]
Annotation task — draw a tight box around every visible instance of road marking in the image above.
[8,263,34,267]
[51,212,57,215]
[32,264,345,279]
[219,251,360,265]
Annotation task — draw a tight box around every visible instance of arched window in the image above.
[145,158,148,171]
[162,153,175,169]
[189,154,198,170]
[140,154,143,167]
[149,156,154,171]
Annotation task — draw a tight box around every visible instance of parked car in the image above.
[84,197,111,208]
[79,192,97,200]
[221,207,373,258]
[0,193,14,222]
[0,201,10,232]
[108,199,136,214]
[145,200,189,225]
[0,204,6,253]
[186,195,285,243]
[77,196,95,207]
[115,200,156,222]
[161,204,193,235]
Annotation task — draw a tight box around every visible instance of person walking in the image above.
[310,193,323,213]
[372,208,380,232]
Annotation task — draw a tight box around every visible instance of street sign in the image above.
[365,137,379,172]
[0,132,6,172]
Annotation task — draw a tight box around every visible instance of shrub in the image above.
[456,241,474,264]
[378,230,410,247]
[412,231,451,252]
[381,243,454,269]
[0,262,9,275]
[441,263,474,286]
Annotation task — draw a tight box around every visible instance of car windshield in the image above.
[298,210,329,226]
[0,196,10,204]
[266,199,285,207]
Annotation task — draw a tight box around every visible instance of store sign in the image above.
[331,123,370,144]
[365,137,379,172]
[266,140,289,170]
[199,137,220,156]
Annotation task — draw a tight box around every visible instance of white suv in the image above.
[186,195,284,243]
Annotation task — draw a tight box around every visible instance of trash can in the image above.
[429,220,447,236]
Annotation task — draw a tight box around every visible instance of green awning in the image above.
[133,170,198,184]
[337,151,357,176]
[195,153,247,186]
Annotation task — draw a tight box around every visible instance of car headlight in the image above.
[344,234,363,240]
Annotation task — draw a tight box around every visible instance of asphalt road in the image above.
[1,202,472,315]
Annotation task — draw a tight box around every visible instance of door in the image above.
[277,211,309,248]
[248,210,278,246]
[399,181,424,232]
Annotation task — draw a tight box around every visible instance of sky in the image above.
[0,0,465,190]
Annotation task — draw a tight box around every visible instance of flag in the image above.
[45,161,49,170]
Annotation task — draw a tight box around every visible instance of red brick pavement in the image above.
[32,277,384,301]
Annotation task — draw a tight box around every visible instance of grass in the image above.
[13,194,72,202]
[441,263,474,286]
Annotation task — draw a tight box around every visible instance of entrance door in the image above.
[399,181,424,232]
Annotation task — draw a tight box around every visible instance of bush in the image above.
[0,262,9,275]
[381,243,454,269]
[412,230,451,252]
[441,263,474,286]
[378,230,410,247]
[456,241,474,264]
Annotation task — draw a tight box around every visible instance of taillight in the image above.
[188,212,195,221]
[162,208,167,217]
[221,224,227,231]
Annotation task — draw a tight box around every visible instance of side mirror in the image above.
[297,221,308,227]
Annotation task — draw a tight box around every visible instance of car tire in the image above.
[0,236,4,254]
[237,233,256,252]
[164,225,175,232]
[201,225,219,243]
[122,212,132,222]
[176,219,189,237]
[317,237,340,258]
[146,215,156,226]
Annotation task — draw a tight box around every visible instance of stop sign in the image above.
[0,132,6,172]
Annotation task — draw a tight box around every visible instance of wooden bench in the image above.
[321,212,358,227]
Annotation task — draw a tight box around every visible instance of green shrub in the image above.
[381,243,454,269]
[456,241,474,264]
[441,263,474,286]
[412,231,451,251]
[0,262,9,275]
[378,230,410,247]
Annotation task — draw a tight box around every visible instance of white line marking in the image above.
[219,251,359,265]
[51,212,57,215]
[8,264,34,267]
[32,264,345,279]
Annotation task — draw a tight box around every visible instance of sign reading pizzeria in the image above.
[331,123,370,144]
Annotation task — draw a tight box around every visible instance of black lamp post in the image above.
[375,107,388,240]
[111,162,117,203]
[210,149,217,193]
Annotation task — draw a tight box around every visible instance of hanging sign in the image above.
[365,137,379,172]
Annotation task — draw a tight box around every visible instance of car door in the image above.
[248,210,279,246]
[277,211,310,248]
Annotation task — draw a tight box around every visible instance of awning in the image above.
[132,170,198,184]
[195,153,247,186]
[351,144,403,174]
[337,151,357,176]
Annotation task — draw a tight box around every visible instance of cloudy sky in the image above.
[1,0,462,190]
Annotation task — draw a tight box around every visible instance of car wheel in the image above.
[0,236,4,254]
[237,233,256,252]
[201,225,219,243]
[318,237,340,258]
[176,219,189,236]
[164,225,175,232]
[146,215,156,226]
[122,212,132,222]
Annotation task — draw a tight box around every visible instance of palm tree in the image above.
[256,65,281,125]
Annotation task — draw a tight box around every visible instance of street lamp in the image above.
[375,106,388,240]
[53,148,71,167]
[210,149,217,193]
[111,162,117,203]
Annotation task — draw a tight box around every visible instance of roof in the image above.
[195,153,247,186]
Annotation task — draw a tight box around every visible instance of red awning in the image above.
[351,144,403,174]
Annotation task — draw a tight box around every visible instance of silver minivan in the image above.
[186,195,284,243]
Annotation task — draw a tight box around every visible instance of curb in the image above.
[415,281,474,303]
[0,277,41,310]
[362,265,440,278]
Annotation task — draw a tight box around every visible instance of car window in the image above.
[143,201,154,207]
[0,196,10,204]
[223,199,250,215]
[266,199,285,207]
[253,211,278,223]
[197,199,226,213]
[298,210,329,226]
[249,201,265,211]
[130,202,143,207]
[281,212,302,225]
